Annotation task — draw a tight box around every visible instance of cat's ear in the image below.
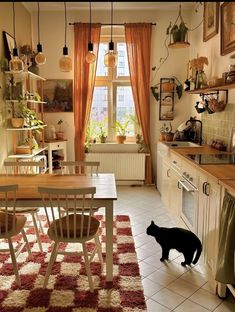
[151,220,155,225]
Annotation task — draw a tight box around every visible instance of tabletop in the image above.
[0,173,117,200]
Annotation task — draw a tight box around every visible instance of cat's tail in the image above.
[192,242,202,265]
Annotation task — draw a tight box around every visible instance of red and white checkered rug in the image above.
[0,214,147,312]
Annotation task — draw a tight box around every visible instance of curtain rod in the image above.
[69,22,156,26]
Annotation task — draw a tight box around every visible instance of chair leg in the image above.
[43,242,58,288]
[82,242,94,292]
[31,212,43,252]
[21,228,32,260]
[8,238,20,286]
[36,211,44,234]
[94,234,103,267]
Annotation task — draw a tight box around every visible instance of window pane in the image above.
[116,86,135,136]
[96,43,108,76]
[90,86,108,137]
[117,43,129,77]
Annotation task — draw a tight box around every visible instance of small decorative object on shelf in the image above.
[159,78,175,120]
[56,119,65,140]
[189,55,208,89]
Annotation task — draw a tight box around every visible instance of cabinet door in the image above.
[170,168,182,216]
[204,178,221,274]
[161,160,171,209]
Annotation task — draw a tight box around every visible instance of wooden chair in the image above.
[60,161,100,176]
[3,161,46,252]
[0,184,32,286]
[38,186,103,292]
[59,161,101,215]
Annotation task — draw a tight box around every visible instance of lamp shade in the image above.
[59,46,72,72]
[9,48,24,73]
[35,43,46,65]
[86,42,96,64]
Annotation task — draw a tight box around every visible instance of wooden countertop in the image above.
[168,144,235,189]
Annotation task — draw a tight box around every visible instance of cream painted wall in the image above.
[188,4,235,148]
[0,2,31,172]
[30,6,195,182]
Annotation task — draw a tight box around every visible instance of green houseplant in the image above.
[113,119,130,144]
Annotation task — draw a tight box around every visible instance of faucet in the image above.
[186,118,203,145]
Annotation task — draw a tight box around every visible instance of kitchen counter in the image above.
[169,144,235,190]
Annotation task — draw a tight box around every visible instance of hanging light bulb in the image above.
[59,2,72,72]
[9,2,24,73]
[104,2,117,68]
[86,2,96,64]
[35,2,46,65]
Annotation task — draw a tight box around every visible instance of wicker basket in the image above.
[16,145,32,154]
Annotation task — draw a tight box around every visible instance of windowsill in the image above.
[89,143,139,153]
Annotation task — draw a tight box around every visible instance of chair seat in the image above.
[0,212,26,238]
[0,207,39,213]
[48,214,100,241]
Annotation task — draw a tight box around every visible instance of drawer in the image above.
[46,141,66,151]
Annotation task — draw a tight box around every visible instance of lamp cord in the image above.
[89,2,91,43]
[64,2,67,47]
[13,2,17,48]
[111,1,113,42]
[37,2,40,43]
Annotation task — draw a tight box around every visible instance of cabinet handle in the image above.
[205,182,210,196]
[178,181,181,189]
[57,145,60,148]
[173,160,177,164]
[202,181,207,194]
[167,169,170,177]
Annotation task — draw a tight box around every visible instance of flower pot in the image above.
[160,133,165,141]
[100,136,107,143]
[55,131,65,140]
[11,118,24,128]
[164,133,174,141]
[116,135,126,144]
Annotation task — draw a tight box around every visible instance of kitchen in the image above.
[0,2,235,311]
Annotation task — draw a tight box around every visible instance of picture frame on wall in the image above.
[203,2,219,42]
[3,31,15,61]
[221,2,235,55]
[43,79,73,112]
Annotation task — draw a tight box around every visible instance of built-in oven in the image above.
[178,171,198,232]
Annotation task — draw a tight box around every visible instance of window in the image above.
[89,34,138,142]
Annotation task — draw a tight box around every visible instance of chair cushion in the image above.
[0,207,39,213]
[0,212,26,236]
[48,214,100,240]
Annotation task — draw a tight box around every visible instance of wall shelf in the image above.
[185,82,235,94]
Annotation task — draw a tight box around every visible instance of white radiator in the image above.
[85,153,146,181]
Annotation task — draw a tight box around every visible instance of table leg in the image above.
[105,201,113,282]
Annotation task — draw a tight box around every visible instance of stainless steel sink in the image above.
[162,141,201,147]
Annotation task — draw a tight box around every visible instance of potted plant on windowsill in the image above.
[114,119,130,144]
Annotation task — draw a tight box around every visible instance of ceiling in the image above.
[22,2,196,12]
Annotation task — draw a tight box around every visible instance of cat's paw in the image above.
[160,257,165,262]
[181,261,186,266]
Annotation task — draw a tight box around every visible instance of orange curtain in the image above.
[74,23,101,161]
[125,23,153,184]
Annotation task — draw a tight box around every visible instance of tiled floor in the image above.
[110,185,235,312]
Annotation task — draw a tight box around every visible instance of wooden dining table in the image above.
[0,173,117,282]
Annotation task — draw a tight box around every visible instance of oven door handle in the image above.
[178,180,197,193]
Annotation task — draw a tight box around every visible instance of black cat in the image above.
[146,220,202,266]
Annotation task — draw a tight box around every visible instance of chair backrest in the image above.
[38,186,97,240]
[0,184,18,236]
[4,160,46,175]
[60,161,100,176]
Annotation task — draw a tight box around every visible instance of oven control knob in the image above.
[186,174,190,179]
[189,177,193,182]
[183,171,186,176]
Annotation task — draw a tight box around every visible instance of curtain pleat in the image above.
[74,23,101,161]
[124,23,153,184]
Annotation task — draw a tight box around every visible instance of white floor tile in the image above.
[151,287,186,310]
[180,269,208,287]
[142,277,163,297]
[189,288,223,310]
[146,298,171,312]
[173,299,211,311]
[147,269,177,286]
[167,278,200,298]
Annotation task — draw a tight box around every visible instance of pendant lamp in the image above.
[9,2,24,73]
[104,2,117,68]
[35,2,46,65]
[86,2,96,64]
[59,2,72,72]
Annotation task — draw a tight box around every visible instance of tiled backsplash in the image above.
[202,102,235,151]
